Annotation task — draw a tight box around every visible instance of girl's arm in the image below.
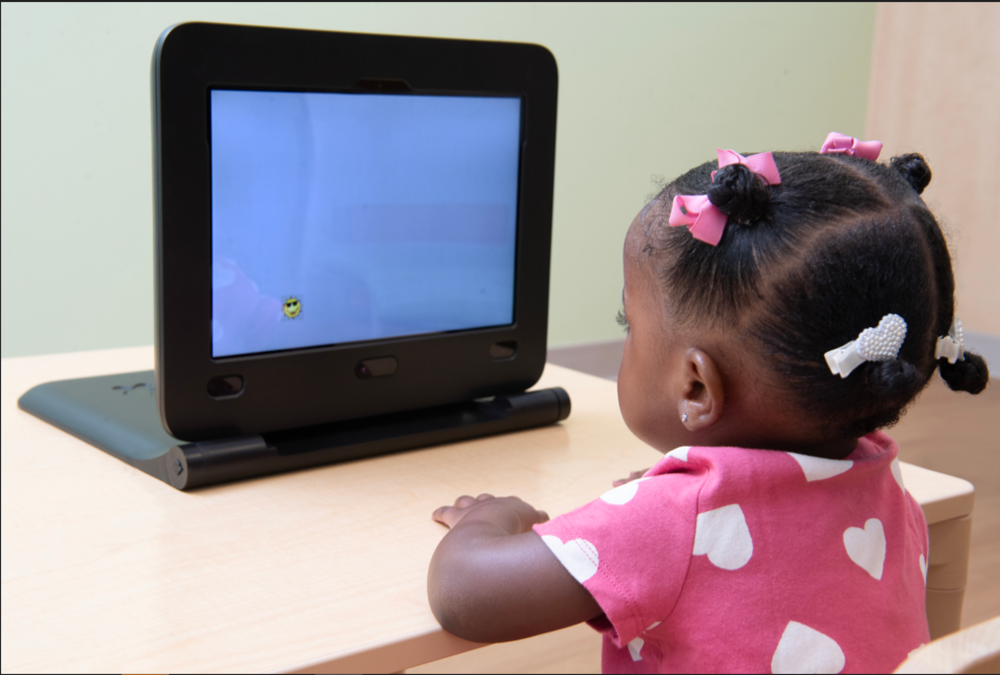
[428,493,603,643]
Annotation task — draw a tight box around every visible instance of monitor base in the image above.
[18,371,570,491]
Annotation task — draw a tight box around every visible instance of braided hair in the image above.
[647,150,989,440]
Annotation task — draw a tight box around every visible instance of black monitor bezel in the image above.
[152,22,558,441]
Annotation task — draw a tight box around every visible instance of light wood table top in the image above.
[895,615,1000,674]
[0,346,975,674]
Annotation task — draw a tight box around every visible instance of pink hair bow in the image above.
[820,132,882,161]
[711,149,782,185]
[669,149,782,246]
[668,194,728,246]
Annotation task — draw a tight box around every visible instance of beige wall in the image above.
[866,2,1000,337]
[1,3,876,357]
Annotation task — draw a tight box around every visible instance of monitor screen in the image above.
[210,89,522,358]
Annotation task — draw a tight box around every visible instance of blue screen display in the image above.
[210,90,521,358]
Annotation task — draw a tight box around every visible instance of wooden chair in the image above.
[926,511,973,640]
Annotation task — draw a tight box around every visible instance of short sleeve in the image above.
[532,470,705,647]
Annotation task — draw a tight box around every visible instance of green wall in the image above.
[0,2,875,358]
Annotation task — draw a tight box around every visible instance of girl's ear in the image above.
[676,348,724,431]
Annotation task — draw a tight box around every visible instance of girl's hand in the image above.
[432,493,549,532]
[612,468,650,487]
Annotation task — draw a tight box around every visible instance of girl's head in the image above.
[618,142,989,455]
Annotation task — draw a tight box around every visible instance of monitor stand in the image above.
[18,371,570,491]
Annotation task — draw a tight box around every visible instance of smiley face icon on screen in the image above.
[283,296,302,319]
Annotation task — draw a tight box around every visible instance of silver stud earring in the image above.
[681,413,688,423]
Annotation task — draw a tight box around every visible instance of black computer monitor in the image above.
[152,22,560,441]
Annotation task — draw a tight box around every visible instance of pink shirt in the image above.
[533,432,930,673]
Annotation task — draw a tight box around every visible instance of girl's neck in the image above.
[705,352,860,461]
[686,389,860,460]
[681,431,859,460]
[758,436,858,460]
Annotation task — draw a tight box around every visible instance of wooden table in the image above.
[0,346,976,673]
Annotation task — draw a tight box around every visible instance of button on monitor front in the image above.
[357,357,398,379]
[490,341,517,360]
[207,374,245,398]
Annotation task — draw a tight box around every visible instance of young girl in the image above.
[427,133,990,673]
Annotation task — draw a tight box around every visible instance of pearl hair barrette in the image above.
[825,314,908,378]
[935,317,965,364]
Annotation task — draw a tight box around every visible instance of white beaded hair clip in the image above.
[935,317,965,364]
[825,313,908,378]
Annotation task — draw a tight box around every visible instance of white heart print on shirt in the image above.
[626,622,661,662]
[667,446,691,461]
[599,477,651,505]
[843,518,886,580]
[786,451,853,482]
[540,535,599,584]
[692,504,753,570]
[771,621,845,674]
[627,637,644,661]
